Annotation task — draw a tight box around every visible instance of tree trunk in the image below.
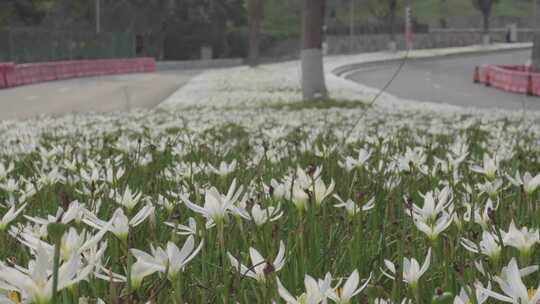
[388,0,397,42]
[247,0,264,66]
[301,0,327,101]
[439,0,448,28]
[388,0,397,51]
[481,0,491,44]
[482,10,490,44]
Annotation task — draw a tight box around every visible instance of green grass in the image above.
[0,104,540,303]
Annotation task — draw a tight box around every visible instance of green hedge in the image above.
[0,29,135,63]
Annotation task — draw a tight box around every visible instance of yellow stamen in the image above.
[528,288,536,300]
[8,291,21,303]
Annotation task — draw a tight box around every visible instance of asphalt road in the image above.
[0,69,200,121]
[346,49,540,111]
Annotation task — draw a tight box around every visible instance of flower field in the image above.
[0,97,540,304]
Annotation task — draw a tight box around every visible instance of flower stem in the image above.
[174,277,184,304]
[51,241,61,303]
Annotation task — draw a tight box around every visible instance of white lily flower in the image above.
[333,195,375,217]
[250,203,283,227]
[502,221,539,257]
[461,230,501,262]
[165,217,200,236]
[410,187,452,223]
[209,160,237,176]
[338,148,371,172]
[0,162,14,181]
[414,212,453,241]
[111,186,143,212]
[84,206,154,241]
[0,203,27,231]
[454,281,490,304]
[228,241,286,282]
[130,236,203,287]
[325,270,371,304]
[0,245,91,304]
[470,153,498,179]
[479,258,540,304]
[505,171,540,194]
[312,178,335,207]
[381,248,431,289]
[182,179,248,226]
[477,179,503,197]
[277,275,323,304]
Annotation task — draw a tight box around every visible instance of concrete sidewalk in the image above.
[0,69,200,121]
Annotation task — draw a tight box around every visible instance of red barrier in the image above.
[39,63,58,82]
[474,65,490,84]
[3,63,17,87]
[0,63,8,88]
[488,66,530,94]
[0,58,156,89]
[15,64,42,86]
[530,73,540,96]
[475,65,540,96]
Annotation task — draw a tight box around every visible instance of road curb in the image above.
[332,44,533,78]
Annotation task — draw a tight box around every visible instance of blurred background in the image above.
[0,0,537,63]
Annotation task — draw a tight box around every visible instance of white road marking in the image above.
[25,96,38,101]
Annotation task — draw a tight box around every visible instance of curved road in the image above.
[0,69,200,121]
[346,49,540,111]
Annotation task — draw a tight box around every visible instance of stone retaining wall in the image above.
[263,29,539,59]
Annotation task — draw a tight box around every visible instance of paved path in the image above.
[346,50,540,111]
[0,70,200,120]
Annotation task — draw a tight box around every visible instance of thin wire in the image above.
[341,47,411,142]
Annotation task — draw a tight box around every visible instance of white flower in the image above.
[209,160,237,176]
[506,171,540,194]
[454,281,490,304]
[182,179,248,226]
[312,178,335,207]
[0,245,92,304]
[338,149,371,172]
[410,187,452,223]
[111,186,143,211]
[0,162,14,181]
[461,230,501,261]
[0,203,27,231]
[228,241,286,282]
[165,217,200,236]
[250,203,283,227]
[277,275,323,304]
[477,179,503,196]
[463,199,497,230]
[414,213,453,241]
[470,154,498,179]
[382,248,431,289]
[479,258,540,304]
[130,236,203,287]
[333,195,375,217]
[84,206,154,241]
[325,270,371,304]
[502,221,539,256]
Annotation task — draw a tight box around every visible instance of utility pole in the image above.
[349,0,355,52]
[405,0,413,50]
[535,0,539,29]
[96,0,101,34]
